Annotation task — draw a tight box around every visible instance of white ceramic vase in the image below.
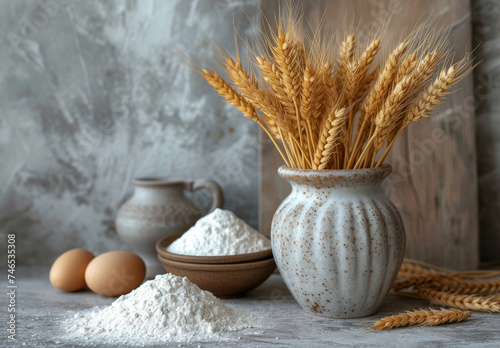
[271,165,405,318]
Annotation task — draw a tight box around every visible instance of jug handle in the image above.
[186,180,224,214]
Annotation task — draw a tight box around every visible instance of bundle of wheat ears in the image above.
[371,260,500,330]
[190,9,473,169]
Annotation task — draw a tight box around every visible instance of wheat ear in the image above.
[313,108,346,169]
[353,75,413,170]
[391,273,500,294]
[392,275,439,291]
[374,55,470,168]
[201,69,290,166]
[432,277,500,296]
[300,65,319,161]
[307,63,331,121]
[404,66,456,125]
[225,58,283,122]
[395,51,418,83]
[373,308,470,330]
[348,39,381,102]
[373,75,415,148]
[335,34,356,93]
[201,69,257,121]
[273,29,302,103]
[273,29,308,159]
[405,54,472,126]
[490,294,500,303]
[423,308,471,326]
[346,43,407,169]
[300,65,315,120]
[418,286,500,312]
[256,56,296,119]
[343,39,381,161]
[399,262,432,276]
[363,42,408,118]
[318,62,336,118]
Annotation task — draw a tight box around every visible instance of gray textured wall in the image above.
[472,0,500,263]
[0,0,260,265]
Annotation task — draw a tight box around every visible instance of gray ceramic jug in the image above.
[116,178,224,277]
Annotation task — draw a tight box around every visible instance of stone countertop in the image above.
[2,268,500,347]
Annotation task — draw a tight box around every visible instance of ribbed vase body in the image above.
[271,165,406,318]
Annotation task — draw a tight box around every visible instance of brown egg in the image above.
[85,251,145,296]
[50,249,95,292]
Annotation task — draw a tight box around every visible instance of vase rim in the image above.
[278,164,392,174]
[277,165,392,187]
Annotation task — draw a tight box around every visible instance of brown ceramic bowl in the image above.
[157,254,276,298]
[156,233,273,264]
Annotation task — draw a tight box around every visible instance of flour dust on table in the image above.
[62,274,253,346]
[167,208,272,256]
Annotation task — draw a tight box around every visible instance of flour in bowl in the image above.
[63,273,251,345]
[167,208,272,256]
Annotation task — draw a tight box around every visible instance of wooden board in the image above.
[259,0,479,270]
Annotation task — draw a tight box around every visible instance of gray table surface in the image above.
[2,268,500,347]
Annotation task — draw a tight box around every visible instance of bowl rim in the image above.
[155,233,273,264]
[157,253,276,271]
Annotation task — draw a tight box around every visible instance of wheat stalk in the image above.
[372,308,470,330]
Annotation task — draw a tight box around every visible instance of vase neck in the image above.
[278,165,391,191]
[290,181,385,198]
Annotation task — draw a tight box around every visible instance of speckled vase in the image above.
[271,165,405,318]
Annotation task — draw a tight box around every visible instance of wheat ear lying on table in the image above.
[389,261,500,330]
[392,274,440,291]
[418,286,500,312]
[372,308,471,330]
[398,262,433,276]
[431,277,500,295]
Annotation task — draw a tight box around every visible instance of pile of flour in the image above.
[63,274,251,345]
[167,208,272,256]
